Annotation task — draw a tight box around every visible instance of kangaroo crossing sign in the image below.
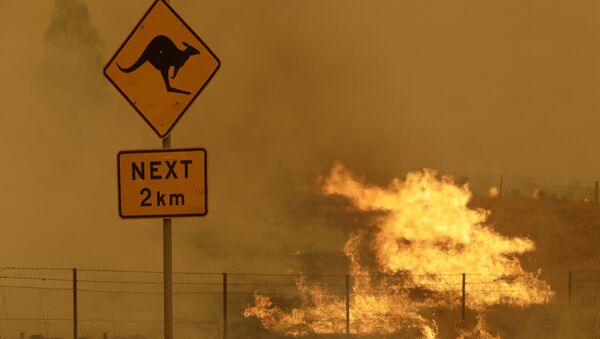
[118,149,207,218]
[104,0,220,138]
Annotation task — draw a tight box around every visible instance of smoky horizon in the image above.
[1,1,600,338]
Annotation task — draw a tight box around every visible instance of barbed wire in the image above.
[0,318,218,324]
[0,267,222,276]
[0,284,72,291]
[0,276,225,286]
[499,175,596,185]
[2,267,600,278]
[2,280,599,294]
[0,285,217,295]
[450,172,597,185]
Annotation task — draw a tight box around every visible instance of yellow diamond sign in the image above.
[104,0,220,138]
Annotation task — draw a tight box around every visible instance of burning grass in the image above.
[244,164,553,338]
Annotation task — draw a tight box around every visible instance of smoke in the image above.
[1,1,600,337]
[0,0,597,277]
[0,0,597,287]
[39,0,105,106]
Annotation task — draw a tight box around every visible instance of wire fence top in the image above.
[3,266,600,277]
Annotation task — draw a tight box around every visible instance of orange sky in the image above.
[1,0,599,270]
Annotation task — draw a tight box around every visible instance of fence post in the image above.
[595,182,598,205]
[345,274,350,335]
[223,273,227,339]
[461,273,466,322]
[568,271,572,307]
[73,268,77,339]
[499,175,504,198]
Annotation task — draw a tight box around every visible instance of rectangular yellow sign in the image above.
[117,148,207,218]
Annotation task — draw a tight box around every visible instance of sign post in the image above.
[163,3,172,338]
[163,135,173,339]
[104,1,219,338]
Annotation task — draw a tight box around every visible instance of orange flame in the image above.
[244,163,553,337]
[488,186,500,197]
[457,314,501,339]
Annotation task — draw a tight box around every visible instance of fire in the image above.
[244,163,554,337]
[488,186,500,197]
[458,315,501,339]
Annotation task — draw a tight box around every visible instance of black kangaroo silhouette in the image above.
[118,35,200,95]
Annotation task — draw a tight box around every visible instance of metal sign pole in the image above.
[163,133,173,339]
[73,268,77,339]
[104,0,217,336]
[164,4,173,338]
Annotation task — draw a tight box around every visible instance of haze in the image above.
[1,0,598,273]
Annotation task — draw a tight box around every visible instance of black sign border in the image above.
[117,148,208,218]
[103,0,221,139]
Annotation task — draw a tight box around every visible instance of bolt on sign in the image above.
[117,149,207,218]
[104,0,220,138]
